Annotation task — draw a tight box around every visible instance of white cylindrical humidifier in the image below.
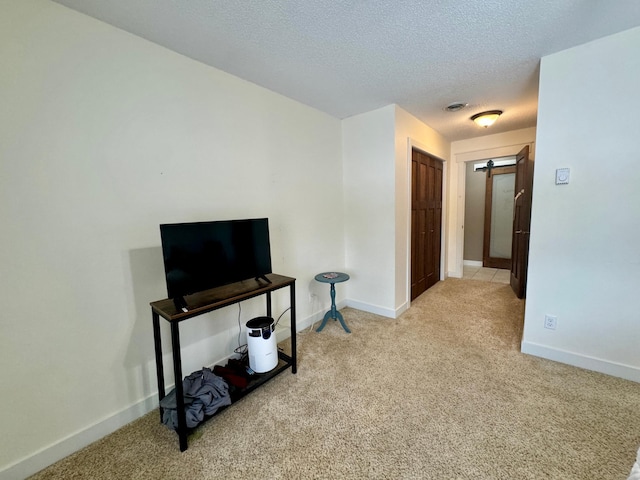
[246,316,278,373]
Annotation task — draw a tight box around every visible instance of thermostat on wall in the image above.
[555,168,570,185]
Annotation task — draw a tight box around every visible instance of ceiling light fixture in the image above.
[471,110,502,128]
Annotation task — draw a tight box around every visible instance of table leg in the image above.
[170,322,188,451]
[334,310,351,334]
[266,291,272,317]
[152,312,165,423]
[316,282,350,333]
[316,309,331,332]
[290,282,297,374]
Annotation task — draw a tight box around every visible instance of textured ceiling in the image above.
[52,0,640,141]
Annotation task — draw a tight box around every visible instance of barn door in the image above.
[483,166,516,269]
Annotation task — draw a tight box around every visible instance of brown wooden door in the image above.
[411,150,443,300]
[483,166,516,269]
[510,146,533,298]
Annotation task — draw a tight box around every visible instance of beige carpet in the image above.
[30,279,639,479]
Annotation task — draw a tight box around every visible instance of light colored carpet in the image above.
[30,278,639,479]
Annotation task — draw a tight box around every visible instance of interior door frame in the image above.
[406,138,447,308]
[453,141,534,279]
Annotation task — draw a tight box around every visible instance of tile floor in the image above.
[462,265,511,284]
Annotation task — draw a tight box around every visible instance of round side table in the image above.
[314,272,350,333]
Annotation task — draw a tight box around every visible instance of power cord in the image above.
[274,306,291,328]
[234,303,247,359]
[307,293,321,332]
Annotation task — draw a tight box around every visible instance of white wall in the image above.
[449,128,537,277]
[342,106,397,316]
[0,1,344,476]
[522,26,640,382]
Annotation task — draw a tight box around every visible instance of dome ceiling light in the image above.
[471,110,502,128]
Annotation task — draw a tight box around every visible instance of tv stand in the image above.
[150,273,296,451]
[255,274,272,284]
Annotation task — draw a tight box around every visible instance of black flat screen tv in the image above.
[160,218,272,309]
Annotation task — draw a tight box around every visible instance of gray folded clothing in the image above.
[160,367,231,430]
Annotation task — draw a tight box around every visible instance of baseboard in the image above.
[0,394,159,480]
[394,301,409,318]
[521,341,640,383]
[345,299,399,318]
[463,260,483,267]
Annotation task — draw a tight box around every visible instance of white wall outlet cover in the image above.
[556,168,570,185]
[544,314,557,330]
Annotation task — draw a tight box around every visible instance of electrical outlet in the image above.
[544,314,557,330]
[555,168,570,185]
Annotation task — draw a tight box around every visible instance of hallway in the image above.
[462,265,510,284]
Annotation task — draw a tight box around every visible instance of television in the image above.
[160,218,272,310]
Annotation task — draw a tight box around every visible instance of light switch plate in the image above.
[556,168,570,185]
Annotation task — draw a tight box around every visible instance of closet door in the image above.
[411,150,443,300]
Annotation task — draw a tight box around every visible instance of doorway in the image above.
[463,157,516,269]
[460,147,533,298]
[411,149,443,300]
[454,140,534,279]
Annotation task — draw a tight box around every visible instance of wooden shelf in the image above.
[151,273,295,322]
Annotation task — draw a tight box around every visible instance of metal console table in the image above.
[150,273,296,451]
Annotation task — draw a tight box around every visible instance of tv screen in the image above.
[160,218,272,306]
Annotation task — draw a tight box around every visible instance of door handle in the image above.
[514,189,524,202]
[513,189,525,221]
